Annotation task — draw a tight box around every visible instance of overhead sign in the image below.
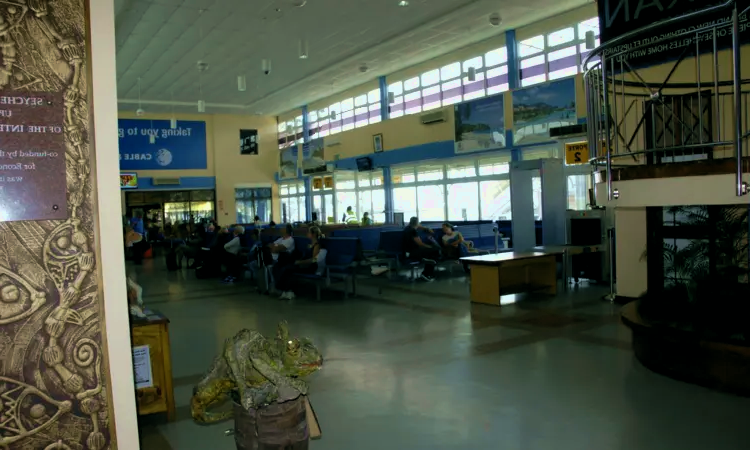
[118,119,207,170]
[598,0,749,68]
[565,141,590,165]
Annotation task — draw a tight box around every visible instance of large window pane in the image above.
[447,182,479,221]
[567,174,591,210]
[336,191,357,223]
[440,62,461,80]
[547,27,575,47]
[532,176,543,220]
[480,180,511,220]
[417,165,444,181]
[447,162,477,179]
[485,47,508,67]
[417,185,445,221]
[371,189,386,223]
[393,187,417,219]
[404,76,420,91]
[421,69,440,87]
[519,35,545,57]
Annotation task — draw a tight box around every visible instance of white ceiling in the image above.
[115,0,590,116]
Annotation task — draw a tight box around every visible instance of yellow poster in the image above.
[565,141,589,165]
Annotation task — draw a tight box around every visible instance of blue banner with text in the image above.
[118,119,207,170]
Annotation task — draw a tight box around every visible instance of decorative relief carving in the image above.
[0,0,112,449]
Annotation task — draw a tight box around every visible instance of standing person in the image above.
[342,206,357,224]
[276,227,326,300]
[221,226,245,284]
[402,216,440,281]
[130,211,146,265]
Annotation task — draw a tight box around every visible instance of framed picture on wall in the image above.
[240,129,258,155]
[372,133,384,153]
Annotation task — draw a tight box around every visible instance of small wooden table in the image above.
[130,310,175,421]
[461,251,562,305]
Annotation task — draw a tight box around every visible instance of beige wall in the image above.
[614,208,648,298]
[323,105,456,160]
[118,111,281,224]
[598,171,750,298]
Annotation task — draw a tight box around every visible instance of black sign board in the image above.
[240,129,258,155]
[0,92,68,222]
[597,0,750,68]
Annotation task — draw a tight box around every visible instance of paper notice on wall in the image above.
[133,345,153,389]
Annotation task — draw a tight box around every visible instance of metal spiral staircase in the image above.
[584,0,750,201]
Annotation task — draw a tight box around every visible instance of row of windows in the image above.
[518,17,600,86]
[388,46,509,117]
[277,16,600,148]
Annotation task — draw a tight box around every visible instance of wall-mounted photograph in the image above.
[373,133,384,153]
[512,77,576,145]
[454,94,505,154]
[240,129,258,155]
[279,146,298,179]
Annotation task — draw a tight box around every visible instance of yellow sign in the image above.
[312,178,323,190]
[323,176,334,189]
[565,141,589,165]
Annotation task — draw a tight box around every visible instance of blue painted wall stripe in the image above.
[126,176,216,191]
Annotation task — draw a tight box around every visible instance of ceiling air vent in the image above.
[420,110,446,125]
[152,177,181,186]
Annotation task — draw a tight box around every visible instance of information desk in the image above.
[130,310,175,421]
[460,251,562,305]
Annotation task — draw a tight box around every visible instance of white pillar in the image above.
[89,0,141,447]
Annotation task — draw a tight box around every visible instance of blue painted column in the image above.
[379,76,389,121]
[304,178,313,222]
[301,105,312,221]
[505,30,519,90]
[382,166,394,223]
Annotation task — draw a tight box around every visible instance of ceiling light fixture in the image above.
[170,90,177,129]
[398,0,409,6]
[136,77,145,116]
[238,75,247,91]
[299,39,309,59]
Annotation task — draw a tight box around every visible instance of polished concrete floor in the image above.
[133,259,750,450]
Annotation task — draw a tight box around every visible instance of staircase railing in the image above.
[583,0,749,201]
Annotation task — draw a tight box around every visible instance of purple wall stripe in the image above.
[486,73,509,88]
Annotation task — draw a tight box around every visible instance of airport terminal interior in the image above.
[0,0,749,449]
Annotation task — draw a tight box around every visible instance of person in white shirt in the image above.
[276,226,326,300]
[269,224,296,290]
[221,226,245,284]
[269,224,296,262]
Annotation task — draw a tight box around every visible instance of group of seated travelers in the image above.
[402,217,479,281]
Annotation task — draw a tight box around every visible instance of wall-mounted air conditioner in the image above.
[152,177,181,186]
[420,110,446,125]
[325,136,341,147]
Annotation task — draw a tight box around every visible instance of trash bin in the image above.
[232,395,309,450]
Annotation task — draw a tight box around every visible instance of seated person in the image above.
[342,206,358,224]
[246,229,263,280]
[361,212,373,226]
[250,224,295,285]
[402,216,440,282]
[276,227,327,300]
[440,223,478,258]
[221,226,246,284]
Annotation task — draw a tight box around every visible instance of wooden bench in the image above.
[460,251,562,305]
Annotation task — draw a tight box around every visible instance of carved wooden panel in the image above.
[0,1,113,449]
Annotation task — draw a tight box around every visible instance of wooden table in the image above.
[130,310,175,421]
[460,251,562,305]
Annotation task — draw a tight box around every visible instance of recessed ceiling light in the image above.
[398,1,409,6]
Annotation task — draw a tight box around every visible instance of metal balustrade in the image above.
[583,0,750,201]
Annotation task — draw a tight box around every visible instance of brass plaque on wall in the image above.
[0,92,68,222]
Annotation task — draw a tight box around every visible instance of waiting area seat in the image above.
[294,237,362,300]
